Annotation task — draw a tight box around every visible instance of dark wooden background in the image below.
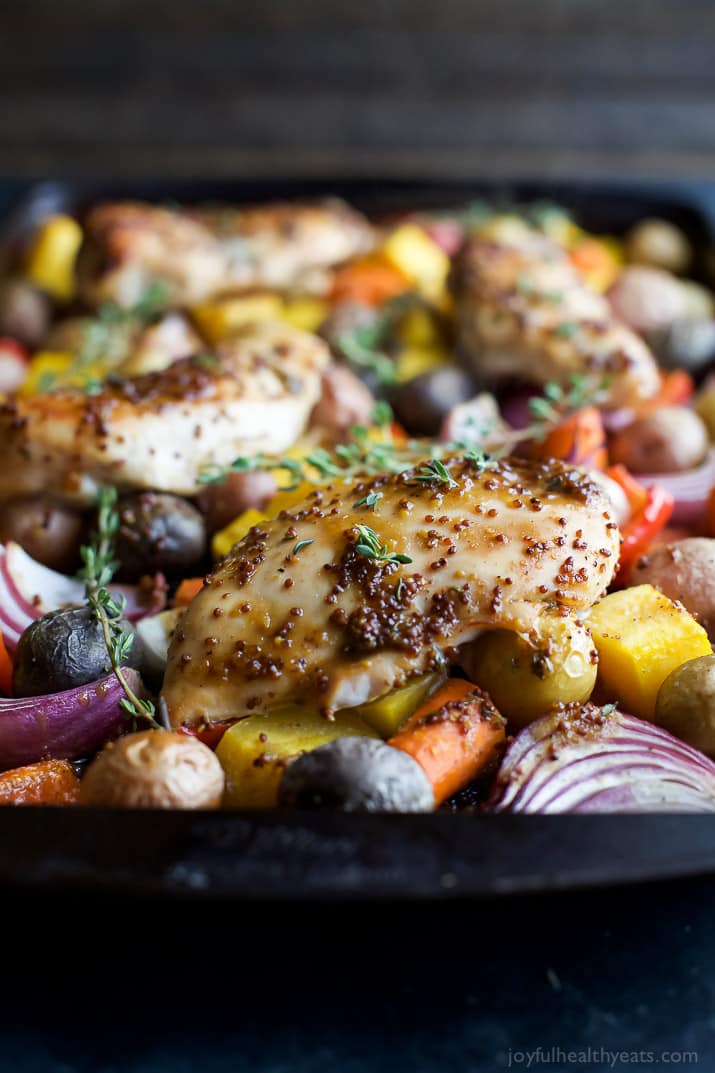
[2,0,715,180]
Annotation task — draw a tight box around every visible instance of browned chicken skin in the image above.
[452,228,661,408]
[162,456,620,727]
[76,199,374,309]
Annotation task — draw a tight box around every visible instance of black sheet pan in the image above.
[1,176,714,900]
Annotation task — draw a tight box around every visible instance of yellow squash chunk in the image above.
[25,214,83,301]
[382,224,450,304]
[19,351,74,396]
[217,707,379,808]
[395,345,449,383]
[350,672,446,738]
[211,508,267,560]
[587,585,712,719]
[396,307,443,348]
[280,298,329,333]
[191,294,284,343]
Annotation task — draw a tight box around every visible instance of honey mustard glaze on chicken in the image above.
[163,456,620,727]
[0,322,329,504]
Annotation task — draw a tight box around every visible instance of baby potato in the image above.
[607,266,686,334]
[463,616,598,729]
[655,654,715,757]
[609,406,708,474]
[631,537,715,642]
[625,218,692,275]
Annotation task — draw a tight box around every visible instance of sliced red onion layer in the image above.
[633,448,715,526]
[489,705,715,813]
[0,542,166,650]
[0,670,144,771]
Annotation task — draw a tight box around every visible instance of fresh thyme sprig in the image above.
[335,293,421,386]
[79,487,159,729]
[411,458,458,489]
[353,491,383,511]
[354,525,413,566]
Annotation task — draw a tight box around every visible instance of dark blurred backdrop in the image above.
[1,0,715,179]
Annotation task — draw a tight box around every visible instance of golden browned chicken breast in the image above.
[0,322,329,504]
[452,228,661,408]
[162,455,620,726]
[76,199,374,309]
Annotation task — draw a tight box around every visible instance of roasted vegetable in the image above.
[278,736,434,812]
[197,468,278,536]
[631,538,715,642]
[382,224,450,305]
[115,492,206,580]
[463,617,598,728]
[655,655,715,758]
[625,218,692,275]
[211,508,267,561]
[0,758,80,806]
[24,214,83,301]
[350,672,445,738]
[191,294,284,343]
[648,318,715,374]
[609,407,708,475]
[80,730,224,809]
[0,496,85,573]
[216,707,379,809]
[391,365,480,436]
[388,679,506,804]
[587,585,712,719]
[0,278,51,349]
[12,606,143,698]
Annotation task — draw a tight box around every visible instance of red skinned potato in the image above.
[607,266,686,334]
[80,729,224,809]
[0,497,85,573]
[197,469,277,534]
[609,407,708,474]
[311,363,375,440]
[631,537,715,642]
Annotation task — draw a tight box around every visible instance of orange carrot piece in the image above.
[330,256,410,307]
[529,406,607,469]
[388,682,506,805]
[173,577,204,607]
[0,759,80,806]
[0,633,12,696]
[636,370,694,416]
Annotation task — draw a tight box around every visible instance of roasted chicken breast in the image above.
[0,322,330,504]
[452,228,661,408]
[77,199,374,309]
[162,456,620,727]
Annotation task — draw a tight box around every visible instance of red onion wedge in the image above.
[634,448,715,526]
[489,703,715,813]
[0,670,144,772]
[0,542,166,650]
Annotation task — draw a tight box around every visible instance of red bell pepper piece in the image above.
[615,485,675,586]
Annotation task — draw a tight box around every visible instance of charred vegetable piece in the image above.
[217,707,380,809]
[115,492,206,580]
[0,758,80,806]
[12,605,143,698]
[587,585,712,720]
[0,497,85,573]
[463,617,598,729]
[350,672,445,738]
[278,736,434,812]
[80,730,224,809]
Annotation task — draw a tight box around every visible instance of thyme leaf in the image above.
[354,525,412,566]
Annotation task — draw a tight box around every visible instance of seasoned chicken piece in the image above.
[0,322,329,504]
[452,228,661,408]
[77,199,374,309]
[162,456,620,727]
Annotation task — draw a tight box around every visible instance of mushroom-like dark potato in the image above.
[12,606,143,698]
[79,729,225,809]
[0,497,85,572]
[115,492,206,580]
[278,736,434,813]
[391,365,480,436]
[197,470,277,535]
